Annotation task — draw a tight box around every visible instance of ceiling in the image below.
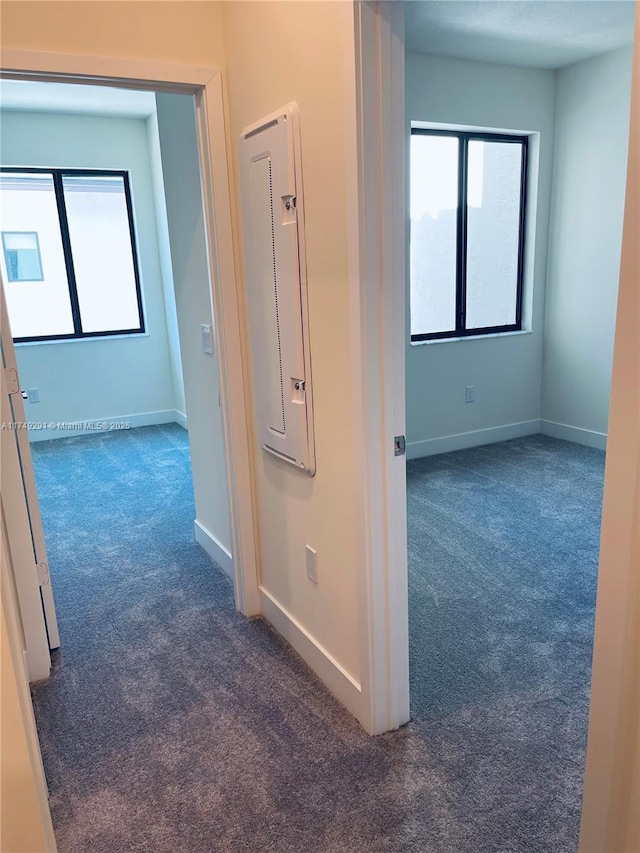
[404,0,636,69]
[0,4,635,102]
[0,79,156,118]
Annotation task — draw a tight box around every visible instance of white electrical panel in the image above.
[240,103,315,475]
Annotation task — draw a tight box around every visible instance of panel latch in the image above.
[394,435,406,457]
[5,367,20,395]
[36,561,50,587]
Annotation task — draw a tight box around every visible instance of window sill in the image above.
[410,329,532,347]
[15,331,150,347]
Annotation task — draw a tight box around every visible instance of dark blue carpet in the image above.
[29,426,603,852]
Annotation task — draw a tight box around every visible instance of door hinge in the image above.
[394,435,406,457]
[5,367,20,395]
[36,561,50,587]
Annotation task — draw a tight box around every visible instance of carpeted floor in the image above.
[30,426,604,852]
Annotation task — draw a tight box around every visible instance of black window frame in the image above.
[0,166,145,343]
[410,128,528,343]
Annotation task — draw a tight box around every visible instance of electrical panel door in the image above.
[240,103,315,475]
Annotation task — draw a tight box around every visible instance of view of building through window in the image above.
[410,129,527,341]
[0,169,144,341]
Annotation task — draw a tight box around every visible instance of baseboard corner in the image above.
[194,519,233,579]
[173,410,188,430]
[539,420,607,451]
[258,585,364,725]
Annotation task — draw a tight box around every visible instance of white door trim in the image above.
[352,1,410,734]
[2,283,52,682]
[1,508,57,852]
[194,80,261,615]
[0,50,260,615]
[2,315,61,648]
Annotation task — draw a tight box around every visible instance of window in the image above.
[0,169,145,342]
[410,129,527,342]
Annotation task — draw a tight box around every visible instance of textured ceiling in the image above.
[0,80,156,118]
[404,0,636,69]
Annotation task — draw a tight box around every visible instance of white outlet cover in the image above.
[305,545,318,584]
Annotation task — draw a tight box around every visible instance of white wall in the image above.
[222,1,362,693]
[1,110,182,434]
[405,53,556,457]
[147,112,186,420]
[155,92,232,558]
[542,47,633,448]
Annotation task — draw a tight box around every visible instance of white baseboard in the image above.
[258,585,364,724]
[540,419,607,451]
[28,409,186,442]
[194,519,233,579]
[407,419,541,460]
[174,410,188,430]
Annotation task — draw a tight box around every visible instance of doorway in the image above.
[402,3,635,850]
[0,51,262,848]
[0,55,261,676]
[1,76,237,622]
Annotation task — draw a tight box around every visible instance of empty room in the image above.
[405,1,635,848]
[2,3,639,853]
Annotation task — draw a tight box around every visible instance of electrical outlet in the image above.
[27,388,40,404]
[305,545,318,584]
[465,385,475,404]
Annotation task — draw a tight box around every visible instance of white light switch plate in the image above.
[201,324,214,354]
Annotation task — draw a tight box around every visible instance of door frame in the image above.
[1,506,57,852]
[352,1,410,733]
[2,281,52,682]
[1,278,60,657]
[0,48,261,622]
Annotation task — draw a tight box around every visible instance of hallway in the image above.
[31,427,599,852]
[30,425,408,852]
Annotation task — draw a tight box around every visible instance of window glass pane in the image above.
[466,140,523,329]
[0,173,74,338]
[410,134,458,336]
[2,232,43,281]
[62,175,142,334]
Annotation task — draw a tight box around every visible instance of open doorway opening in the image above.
[403,2,635,850]
[0,76,235,621]
[0,70,261,844]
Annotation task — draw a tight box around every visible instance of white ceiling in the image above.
[0,79,156,118]
[0,4,635,104]
[404,0,636,69]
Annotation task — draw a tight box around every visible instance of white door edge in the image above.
[1,279,52,682]
[351,0,410,734]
